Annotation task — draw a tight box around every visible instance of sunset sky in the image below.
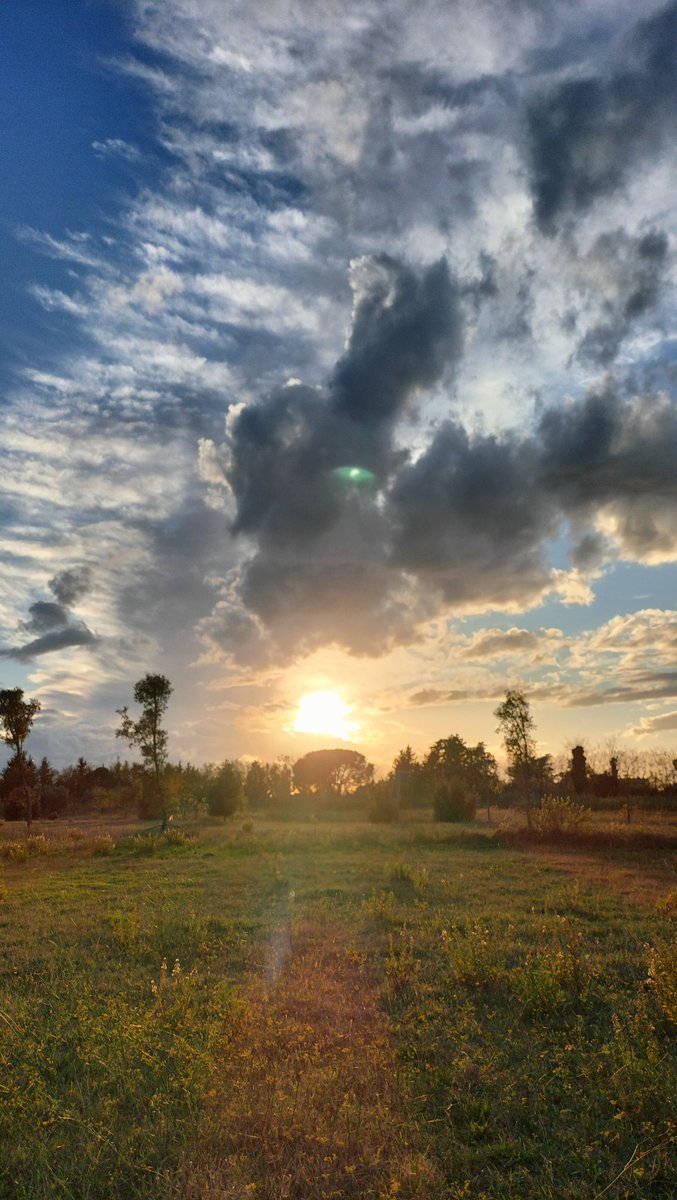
[1,0,676,772]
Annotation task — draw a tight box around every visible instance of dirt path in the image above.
[177,921,441,1200]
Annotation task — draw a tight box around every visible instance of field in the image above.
[0,812,675,1199]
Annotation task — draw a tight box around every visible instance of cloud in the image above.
[463,626,563,660]
[1,626,99,663]
[0,567,98,661]
[537,388,677,562]
[574,229,670,366]
[634,710,677,734]
[91,137,141,160]
[49,567,93,608]
[527,1,677,231]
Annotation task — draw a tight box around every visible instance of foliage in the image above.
[570,744,588,794]
[367,783,399,823]
[531,795,590,836]
[433,778,477,822]
[206,760,243,818]
[425,735,499,800]
[116,674,173,818]
[390,745,425,807]
[495,688,540,825]
[244,759,293,811]
[0,689,41,832]
[292,747,374,798]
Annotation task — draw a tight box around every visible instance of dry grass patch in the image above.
[178,922,441,1200]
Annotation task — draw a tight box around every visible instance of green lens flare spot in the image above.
[333,466,376,484]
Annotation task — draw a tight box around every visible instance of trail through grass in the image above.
[0,816,674,1198]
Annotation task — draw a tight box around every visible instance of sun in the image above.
[292,690,358,741]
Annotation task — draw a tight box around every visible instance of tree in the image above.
[116,674,173,823]
[292,748,374,799]
[206,761,243,818]
[391,745,422,807]
[245,760,271,809]
[570,745,587,794]
[424,734,499,814]
[0,688,41,832]
[494,688,538,827]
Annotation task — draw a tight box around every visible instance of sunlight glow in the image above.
[292,690,358,741]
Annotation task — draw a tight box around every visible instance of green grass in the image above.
[0,816,674,1198]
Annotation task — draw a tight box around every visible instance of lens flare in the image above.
[333,465,376,485]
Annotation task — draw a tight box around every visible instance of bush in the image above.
[433,779,477,822]
[368,792,399,823]
[206,761,243,818]
[531,795,589,836]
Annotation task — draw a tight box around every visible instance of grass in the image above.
[0,814,674,1198]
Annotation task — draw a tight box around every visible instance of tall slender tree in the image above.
[116,674,173,824]
[494,688,537,827]
[0,688,41,833]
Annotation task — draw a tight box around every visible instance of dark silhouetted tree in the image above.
[293,748,373,799]
[116,673,173,823]
[0,688,41,832]
[571,745,587,794]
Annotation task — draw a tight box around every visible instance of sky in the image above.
[1,0,676,773]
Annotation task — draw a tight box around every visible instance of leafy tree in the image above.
[0,688,41,832]
[292,748,374,799]
[433,778,477,823]
[391,745,423,807]
[495,688,538,827]
[116,673,173,823]
[424,734,499,812]
[206,760,243,818]
[245,760,271,809]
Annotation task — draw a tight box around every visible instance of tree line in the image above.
[1,678,675,831]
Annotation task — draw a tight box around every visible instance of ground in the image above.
[0,809,675,1198]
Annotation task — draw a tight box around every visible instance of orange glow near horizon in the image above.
[292,690,358,741]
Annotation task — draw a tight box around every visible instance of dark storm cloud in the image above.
[576,229,670,366]
[527,1,677,231]
[226,256,462,547]
[1,566,98,661]
[206,230,677,664]
[388,421,556,605]
[537,388,677,509]
[331,255,461,426]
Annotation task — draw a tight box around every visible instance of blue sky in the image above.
[1,0,676,772]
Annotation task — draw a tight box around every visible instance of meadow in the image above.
[0,812,674,1199]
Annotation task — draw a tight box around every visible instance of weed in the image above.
[363,889,398,924]
[385,929,421,999]
[645,941,677,1025]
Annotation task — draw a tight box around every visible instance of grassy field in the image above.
[0,813,675,1199]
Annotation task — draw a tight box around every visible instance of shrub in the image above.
[206,761,243,818]
[368,792,399,823]
[531,795,589,836]
[433,779,476,822]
